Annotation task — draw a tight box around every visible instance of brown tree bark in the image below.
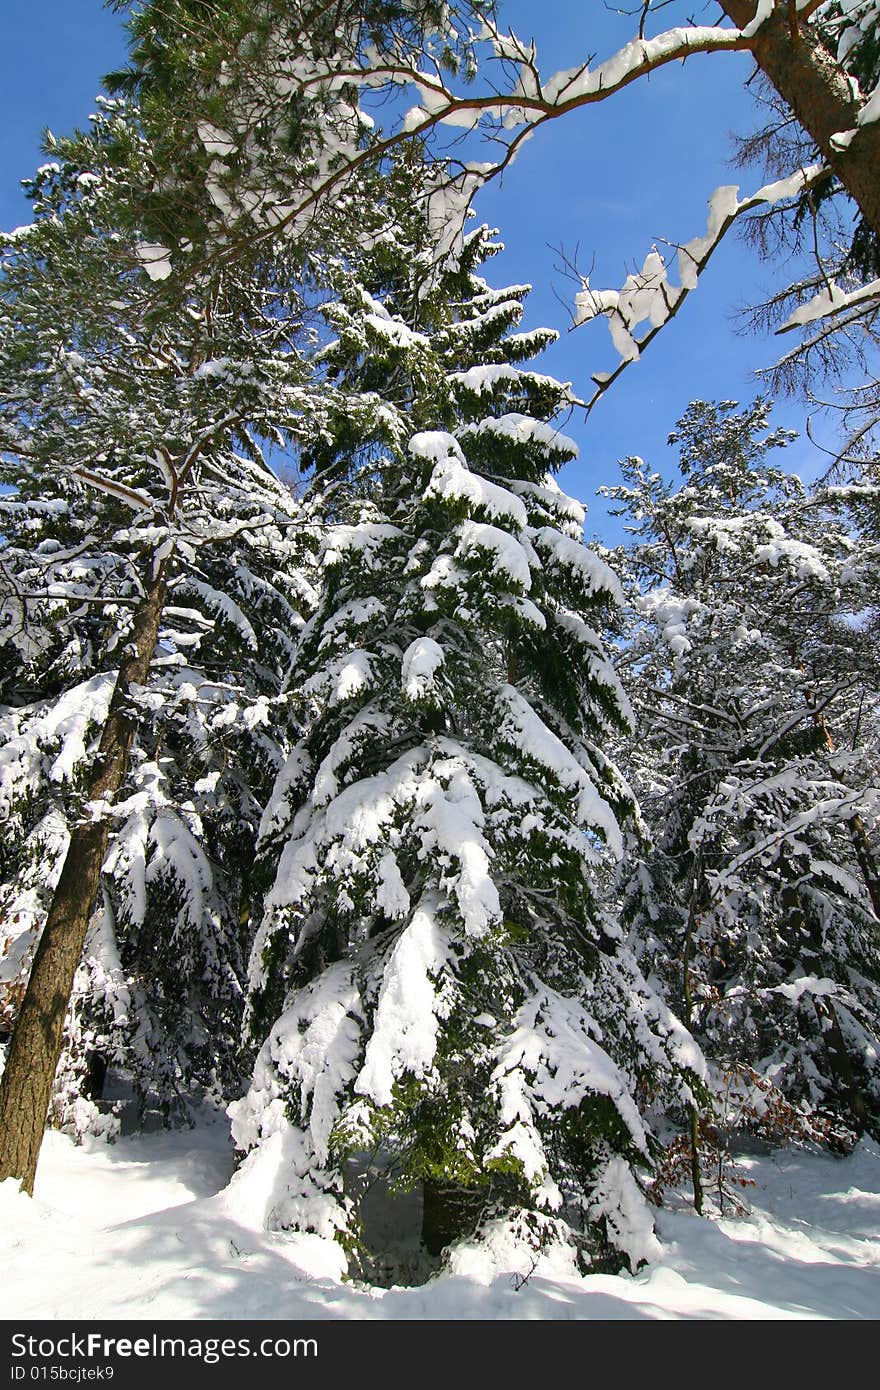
[722,1,880,240]
[0,561,169,1193]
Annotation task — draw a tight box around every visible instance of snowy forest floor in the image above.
[2,1116,879,1320]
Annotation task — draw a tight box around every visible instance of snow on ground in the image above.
[2,1117,879,1320]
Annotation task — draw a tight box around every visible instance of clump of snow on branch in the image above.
[574,169,825,384]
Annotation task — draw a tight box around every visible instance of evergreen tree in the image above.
[229,204,702,1280]
[0,101,319,1176]
[605,400,880,1151]
[103,0,491,280]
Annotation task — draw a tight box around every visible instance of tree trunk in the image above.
[722,2,880,240]
[0,561,168,1193]
[848,813,880,924]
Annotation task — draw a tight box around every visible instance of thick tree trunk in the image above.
[0,562,168,1193]
[722,2,880,240]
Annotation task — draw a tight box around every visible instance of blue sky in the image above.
[0,1,818,534]
[0,3,126,210]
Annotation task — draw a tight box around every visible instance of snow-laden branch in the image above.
[171,16,764,279]
[707,786,880,896]
[399,23,751,131]
[777,274,880,332]
[73,468,154,513]
[572,164,827,414]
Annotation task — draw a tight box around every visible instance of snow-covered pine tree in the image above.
[228,201,702,1279]
[104,0,490,271]
[0,102,321,1173]
[0,434,315,1113]
[605,400,880,1151]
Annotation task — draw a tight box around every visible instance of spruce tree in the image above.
[606,400,880,1151]
[229,202,702,1279]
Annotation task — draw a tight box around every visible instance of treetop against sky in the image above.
[0,1,827,521]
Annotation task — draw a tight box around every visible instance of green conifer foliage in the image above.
[230,210,702,1279]
[0,104,320,1134]
[607,400,880,1149]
